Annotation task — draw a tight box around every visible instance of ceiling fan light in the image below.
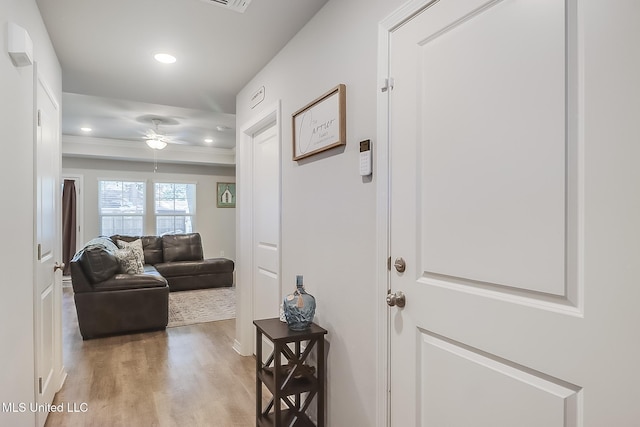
[146,138,167,150]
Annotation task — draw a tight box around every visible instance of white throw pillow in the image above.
[114,247,143,274]
[116,239,145,273]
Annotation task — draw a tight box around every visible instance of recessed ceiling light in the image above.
[154,53,176,64]
[216,125,231,132]
[80,127,92,132]
[204,138,213,143]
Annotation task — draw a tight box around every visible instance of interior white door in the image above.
[252,124,280,327]
[35,74,62,426]
[388,0,640,425]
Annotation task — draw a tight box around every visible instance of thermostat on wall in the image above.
[359,140,372,176]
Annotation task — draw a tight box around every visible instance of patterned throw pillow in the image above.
[114,247,143,274]
[116,239,145,273]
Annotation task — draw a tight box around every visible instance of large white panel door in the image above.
[35,74,62,427]
[387,0,640,425]
[253,124,280,322]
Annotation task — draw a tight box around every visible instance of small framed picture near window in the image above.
[292,84,346,161]
[217,182,236,208]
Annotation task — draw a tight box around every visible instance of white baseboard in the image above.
[232,339,246,356]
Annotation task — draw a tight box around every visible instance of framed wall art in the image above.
[217,182,236,208]
[292,84,346,161]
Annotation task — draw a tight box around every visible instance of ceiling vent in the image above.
[201,0,252,13]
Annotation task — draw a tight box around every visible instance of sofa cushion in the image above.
[155,258,234,278]
[92,270,168,292]
[162,233,204,262]
[140,236,164,264]
[114,247,144,274]
[77,246,120,284]
[111,235,164,265]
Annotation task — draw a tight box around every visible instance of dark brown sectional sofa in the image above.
[70,232,234,339]
[113,233,234,291]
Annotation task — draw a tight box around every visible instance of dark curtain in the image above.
[62,179,77,276]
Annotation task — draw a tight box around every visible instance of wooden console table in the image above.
[254,318,327,427]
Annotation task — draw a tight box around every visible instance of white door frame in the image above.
[375,2,444,426]
[234,101,282,356]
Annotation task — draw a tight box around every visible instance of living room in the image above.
[3,0,640,426]
[61,157,236,264]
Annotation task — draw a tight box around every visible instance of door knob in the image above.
[394,257,406,273]
[54,262,65,272]
[386,290,406,308]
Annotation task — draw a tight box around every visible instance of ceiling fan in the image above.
[144,118,172,150]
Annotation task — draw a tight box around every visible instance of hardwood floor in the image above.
[46,288,256,426]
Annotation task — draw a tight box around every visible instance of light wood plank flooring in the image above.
[46,288,256,426]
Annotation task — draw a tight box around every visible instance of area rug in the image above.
[168,287,236,328]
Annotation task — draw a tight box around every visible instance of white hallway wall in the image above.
[0,1,61,426]
[62,157,237,261]
[236,0,403,425]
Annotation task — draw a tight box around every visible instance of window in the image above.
[98,180,145,236]
[154,182,196,235]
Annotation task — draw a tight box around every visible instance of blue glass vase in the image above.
[283,275,316,331]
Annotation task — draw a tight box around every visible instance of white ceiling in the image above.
[36,0,328,155]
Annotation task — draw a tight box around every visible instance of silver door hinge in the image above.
[387,256,392,271]
[37,109,41,126]
[38,377,43,394]
[37,243,42,261]
[381,78,394,92]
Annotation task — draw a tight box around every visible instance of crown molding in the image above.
[62,135,235,166]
